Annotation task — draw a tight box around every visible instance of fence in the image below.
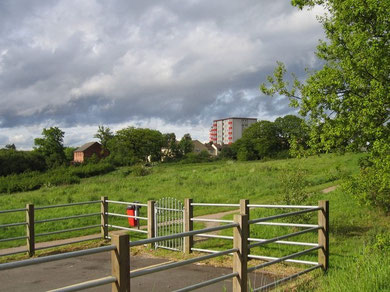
[0,198,329,291]
[0,198,150,257]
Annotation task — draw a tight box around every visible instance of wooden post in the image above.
[147,200,155,249]
[233,214,248,292]
[184,198,193,254]
[26,204,35,257]
[318,200,329,271]
[240,199,249,239]
[111,231,130,292]
[101,196,108,239]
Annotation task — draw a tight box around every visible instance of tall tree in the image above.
[94,125,114,149]
[261,0,390,211]
[274,115,309,151]
[107,127,164,165]
[179,134,194,155]
[34,127,66,168]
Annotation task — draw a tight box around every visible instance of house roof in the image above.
[74,142,100,152]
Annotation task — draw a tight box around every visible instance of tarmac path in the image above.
[0,252,276,291]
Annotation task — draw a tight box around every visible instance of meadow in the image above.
[1,152,389,291]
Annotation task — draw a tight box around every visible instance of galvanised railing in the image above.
[0,198,151,257]
[0,198,329,291]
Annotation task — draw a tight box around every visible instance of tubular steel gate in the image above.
[154,197,184,251]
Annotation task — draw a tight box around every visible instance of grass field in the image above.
[1,152,389,291]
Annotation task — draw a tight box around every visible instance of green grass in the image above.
[1,152,389,291]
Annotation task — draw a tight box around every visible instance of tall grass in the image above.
[2,152,388,291]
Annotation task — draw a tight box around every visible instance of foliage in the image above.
[233,120,281,160]
[131,164,152,177]
[4,144,16,150]
[344,140,390,212]
[0,171,80,194]
[34,127,66,168]
[261,0,390,211]
[162,133,182,161]
[219,146,236,159]
[69,162,115,178]
[274,115,309,151]
[0,149,47,176]
[180,150,212,164]
[94,125,114,149]
[0,162,115,194]
[178,133,194,155]
[279,167,309,206]
[107,127,164,166]
[64,147,77,162]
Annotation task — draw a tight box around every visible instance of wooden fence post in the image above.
[111,231,130,292]
[26,204,35,257]
[184,198,193,254]
[147,200,155,249]
[101,196,108,239]
[240,199,249,239]
[318,200,329,271]
[233,214,248,292]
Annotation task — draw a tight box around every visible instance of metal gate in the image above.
[154,197,184,251]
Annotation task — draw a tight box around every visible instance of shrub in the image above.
[132,164,152,176]
[69,162,115,178]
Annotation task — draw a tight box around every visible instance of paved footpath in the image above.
[0,252,276,291]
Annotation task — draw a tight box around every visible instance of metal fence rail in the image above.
[0,198,329,292]
[0,208,26,214]
[248,204,318,209]
[35,200,101,210]
[35,213,100,224]
[0,245,116,271]
[106,212,147,220]
[106,200,147,207]
[107,224,148,234]
[253,264,322,292]
[48,276,117,292]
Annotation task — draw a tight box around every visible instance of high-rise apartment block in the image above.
[209,117,257,145]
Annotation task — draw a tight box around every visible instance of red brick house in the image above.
[73,142,109,163]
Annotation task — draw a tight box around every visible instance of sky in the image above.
[0,0,325,149]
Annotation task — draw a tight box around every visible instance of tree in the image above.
[34,127,66,168]
[261,0,390,211]
[107,127,164,165]
[274,115,309,151]
[179,134,194,155]
[231,121,281,160]
[162,133,181,160]
[94,125,114,149]
[4,144,16,150]
[64,147,77,162]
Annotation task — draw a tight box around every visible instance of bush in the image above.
[345,141,390,213]
[131,164,152,176]
[69,162,115,178]
[0,150,47,176]
[0,171,80,194]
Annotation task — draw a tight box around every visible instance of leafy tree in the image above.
[107,127,164,165]
[234,121,281,160]
[34,127,66,168]
[274,115,309,151]
[162,133,181,160]
[64,147,77,162]
[4,144,16,150]
[179,134,194,155]
[0,150,46,176]
[94,125,114,149]
[261,0,390,211]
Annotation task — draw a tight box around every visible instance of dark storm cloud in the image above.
[0,0,325,147]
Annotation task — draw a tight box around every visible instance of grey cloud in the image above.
[0,0,324,146]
